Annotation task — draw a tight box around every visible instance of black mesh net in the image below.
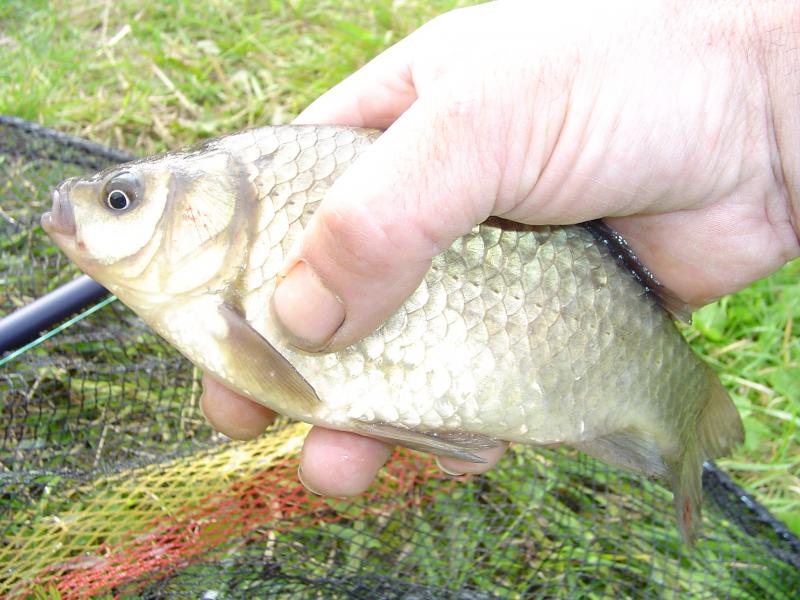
[1,115,798,599]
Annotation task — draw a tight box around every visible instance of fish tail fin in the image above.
[670,370,743,544]
[695,369,744,460]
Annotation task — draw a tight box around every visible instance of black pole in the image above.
[0,275,109,355]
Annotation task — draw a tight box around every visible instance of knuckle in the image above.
[315,196,404,274]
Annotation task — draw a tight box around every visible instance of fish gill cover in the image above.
[0,116,798,599]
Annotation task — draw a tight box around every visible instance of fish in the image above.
[42,124,744,543]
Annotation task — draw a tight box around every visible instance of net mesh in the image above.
[1,116,798,599]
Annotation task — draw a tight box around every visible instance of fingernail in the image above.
[297,467,322,496]
[435,456,465,477]
[273,260,344,350]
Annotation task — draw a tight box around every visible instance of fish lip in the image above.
[41,180,77,237]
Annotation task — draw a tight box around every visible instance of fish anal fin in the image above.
[216,303,320,414]
[353,421,501,463]
[575,429,669,479]
[576,428,702,544]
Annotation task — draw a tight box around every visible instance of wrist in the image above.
[753,1,800,241]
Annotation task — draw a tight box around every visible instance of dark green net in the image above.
[1,116,798,599]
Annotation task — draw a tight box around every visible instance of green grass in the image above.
[1,0,797,548]
[1,0,464,153]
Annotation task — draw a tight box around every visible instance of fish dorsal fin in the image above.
[352,421,501,463]
[216,303,320,414]
[580,220,693,323]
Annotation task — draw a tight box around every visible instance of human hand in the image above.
[201,0,800,495]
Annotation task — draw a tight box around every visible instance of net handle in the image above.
[0,275,109,357]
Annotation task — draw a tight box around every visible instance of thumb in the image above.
[273,97,500,350]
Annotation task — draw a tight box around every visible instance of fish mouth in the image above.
[41,179,77,237]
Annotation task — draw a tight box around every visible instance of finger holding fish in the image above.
[298,427,393,497]
[200,374,276,441]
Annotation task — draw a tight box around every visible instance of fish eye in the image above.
[107,190,130,210]
[103,171,142,213]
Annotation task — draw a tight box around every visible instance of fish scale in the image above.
[43,124,744,543]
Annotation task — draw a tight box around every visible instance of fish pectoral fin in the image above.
[215,303,320,413]
[352,422,501,463]
[575,429,669,479]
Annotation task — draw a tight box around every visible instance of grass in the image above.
[689,265,800,533]
[1,0,462,152]
[0,0,798,592]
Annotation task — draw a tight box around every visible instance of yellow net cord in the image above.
[3,422,446,598]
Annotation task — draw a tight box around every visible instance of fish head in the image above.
[42,149,248,303]
[43,165,167,274]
